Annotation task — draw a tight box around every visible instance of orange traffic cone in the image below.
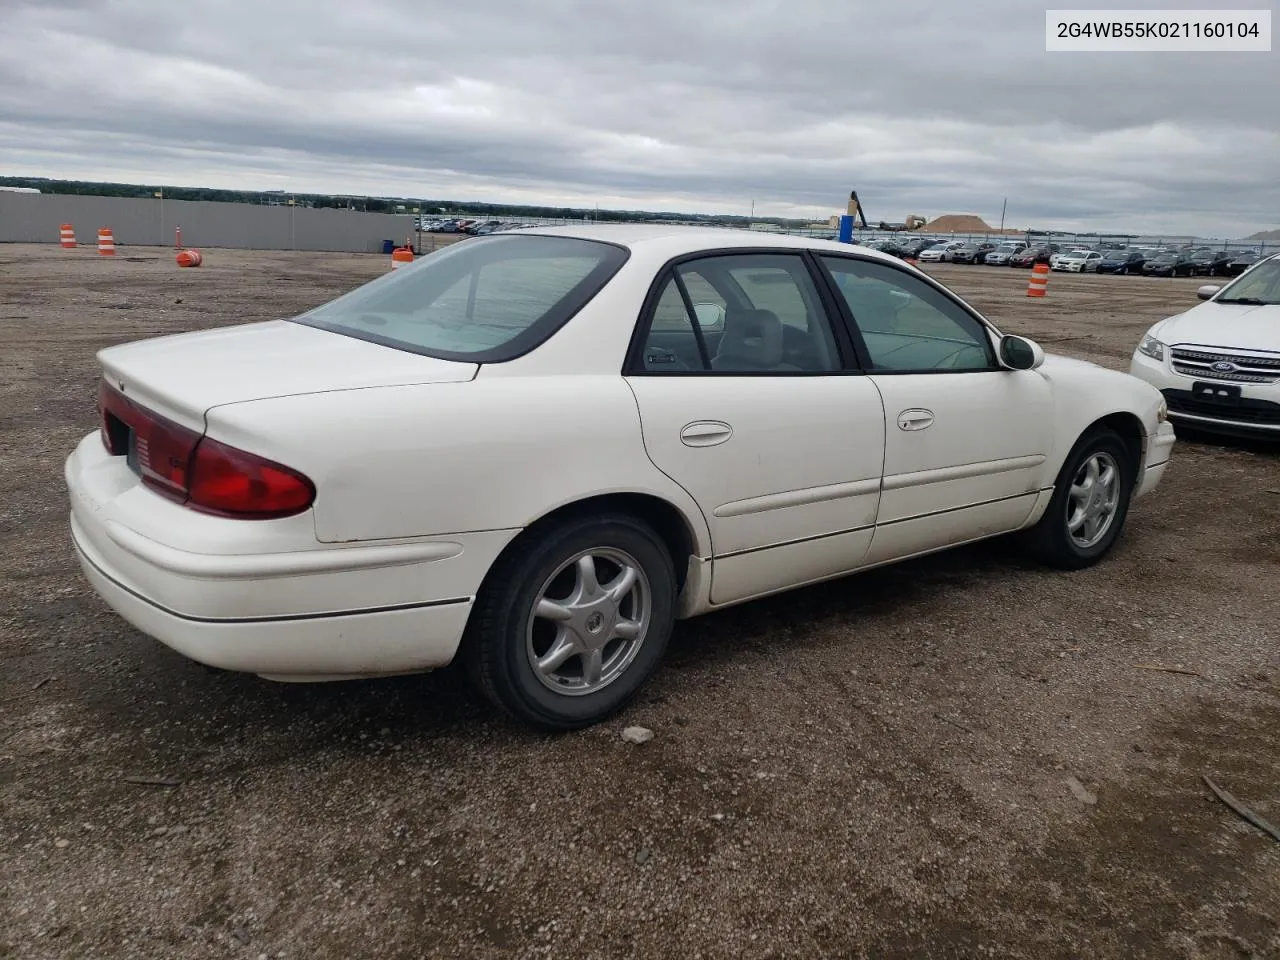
[59,223,76,248]
[97,227,116,256]
[390,246,414,269]
[1027,262,1049,298]
[175,249,203,268]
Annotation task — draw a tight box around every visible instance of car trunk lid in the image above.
[98,319,478,431]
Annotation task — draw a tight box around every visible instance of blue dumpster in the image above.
[381,239,395,255]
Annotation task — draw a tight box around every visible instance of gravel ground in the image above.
[2,243,1278,959]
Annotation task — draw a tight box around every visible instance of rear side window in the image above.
[635,254,842,373]
[294,235,628,362]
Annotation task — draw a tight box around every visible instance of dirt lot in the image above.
[3,242,1278,959]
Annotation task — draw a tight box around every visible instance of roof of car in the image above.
[513,222,905,265]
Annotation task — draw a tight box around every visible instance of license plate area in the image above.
[1192,381,1242,405]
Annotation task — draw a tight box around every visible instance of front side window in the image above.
[820,256,995,373]
[294,235,628,361]
[635,254,842,373]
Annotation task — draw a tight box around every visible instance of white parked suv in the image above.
[1129,252,1280,439]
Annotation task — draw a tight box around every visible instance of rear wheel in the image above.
[464,513,676,730]
[1022,429,1135,570]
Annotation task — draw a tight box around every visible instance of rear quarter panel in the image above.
[202,377,713,552]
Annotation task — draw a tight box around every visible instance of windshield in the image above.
[293,235,628,361]
[1215,257,1280,304]
[997,244,1021,252]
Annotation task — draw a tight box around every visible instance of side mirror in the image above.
[692,302,726,328]
[1196,285,1220,301]
[999,334,1044,371]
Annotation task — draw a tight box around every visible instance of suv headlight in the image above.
[1138,335,1165,361]
[1157,398,1168,422]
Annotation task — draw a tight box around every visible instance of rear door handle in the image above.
[680,420,733,447]
[897,408,934,431]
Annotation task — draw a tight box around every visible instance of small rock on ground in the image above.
[1065,776,1098,805]
[621,726,654,745]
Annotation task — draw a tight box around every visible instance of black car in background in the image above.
[898,238,937,259]
[1142,250,1196,277]
[951,241,997,264]
[860,238,908,257]
[1224,250,1265,276]
[1096,249,1147,274]
[1188,249,1236,276]
[1009,244,1058,267]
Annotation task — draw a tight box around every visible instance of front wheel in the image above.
[463,513,676,730]
[1022,429,1135,570]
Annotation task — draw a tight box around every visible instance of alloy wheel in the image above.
[1066,451,1121,549]
[525,547,652,696]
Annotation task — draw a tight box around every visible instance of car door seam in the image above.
[620,379,714,560]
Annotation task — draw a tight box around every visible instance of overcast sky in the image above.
[1,0,1276,236]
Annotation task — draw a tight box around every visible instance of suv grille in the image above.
[1162,389,1280,426]
[1169,347,1280,384]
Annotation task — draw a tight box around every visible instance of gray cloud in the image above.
[0,0,1276,236]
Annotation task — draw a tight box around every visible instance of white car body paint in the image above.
[65,224,1175,682]
[1053,251,1102,273]
[917,241,966,263]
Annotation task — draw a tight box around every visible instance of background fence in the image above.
[1,191,1271,256]
[0,192,418,253]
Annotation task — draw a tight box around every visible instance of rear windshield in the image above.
[293,235,628,362]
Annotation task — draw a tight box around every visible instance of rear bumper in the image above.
[71,521,473,680]
[65,432,518,680]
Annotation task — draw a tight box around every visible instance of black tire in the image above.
[1021,428,1135,570]
[463,513,676,730]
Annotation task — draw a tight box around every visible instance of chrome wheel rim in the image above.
[525,547,652,697]
[1066,451,1121,549]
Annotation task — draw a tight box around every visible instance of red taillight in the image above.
[187,437,315,519]
[96,378,314,519]
[99,380,199,501]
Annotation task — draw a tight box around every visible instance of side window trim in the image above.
[801,249,871,371]
[624,247,864,377]
[813,253,1001,374]
[671,268,714,370]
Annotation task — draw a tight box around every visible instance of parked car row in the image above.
[419,217,533,235]
[863,236,1265,279]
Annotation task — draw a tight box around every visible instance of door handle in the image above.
[897,408,934,431]
[680,420,733,447]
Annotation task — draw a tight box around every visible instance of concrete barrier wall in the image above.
[0,193,417,253]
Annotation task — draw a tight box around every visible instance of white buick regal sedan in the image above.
[66,225,1176,729]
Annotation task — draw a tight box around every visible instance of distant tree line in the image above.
[0,175,777,226]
